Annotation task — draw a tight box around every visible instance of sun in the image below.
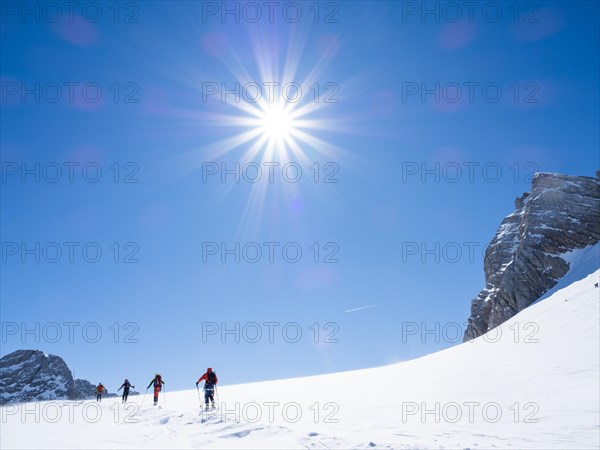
[259,102,295,142]
[188,28,347,171]
[177,29,350,230]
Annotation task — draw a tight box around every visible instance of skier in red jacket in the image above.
[196,368,218,410]
[147,374,164,406]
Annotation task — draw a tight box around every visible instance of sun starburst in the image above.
[170,28,353,233]
[192,28,348,166]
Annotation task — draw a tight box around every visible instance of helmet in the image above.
[207,367,212,372]
[125,379,128,382]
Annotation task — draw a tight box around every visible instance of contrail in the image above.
[344,303,382,313]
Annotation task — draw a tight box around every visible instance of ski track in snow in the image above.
[2,269,599,448]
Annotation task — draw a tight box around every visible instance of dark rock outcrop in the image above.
[73,378,98,400]
[0,350,76,404]
[0,350,118,404]
[464,172,600,341]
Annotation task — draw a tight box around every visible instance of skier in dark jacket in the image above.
[196,368,218,410]
[118,379,135,403]
[147,374,164,406]
[95,383,106,402]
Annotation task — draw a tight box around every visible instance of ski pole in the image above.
[162,384,166,404]
[140,388,148,407]
[197,385,203,408]
[215,385,219,405]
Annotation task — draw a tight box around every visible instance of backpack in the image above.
[207,371,217,384]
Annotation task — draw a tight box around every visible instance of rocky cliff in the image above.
[0,350,119,404]
[464,172,600,341]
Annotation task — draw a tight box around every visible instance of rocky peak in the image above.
[464,172,600,341]
[0,350,76,404]
[0,349,118,404]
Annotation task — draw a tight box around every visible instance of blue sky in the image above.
[1,1,598,392]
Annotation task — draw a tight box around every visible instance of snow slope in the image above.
[2,271,599,449]
[536,242,600,302]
